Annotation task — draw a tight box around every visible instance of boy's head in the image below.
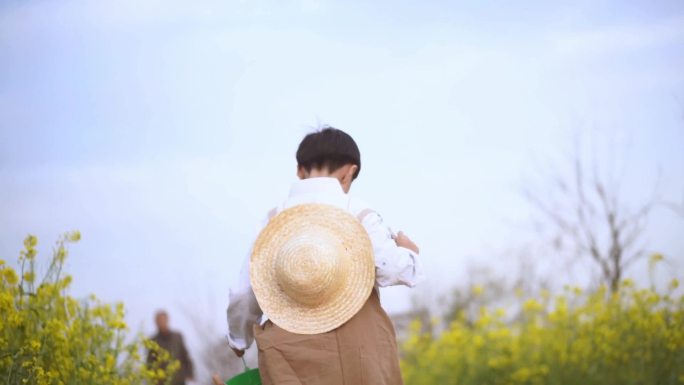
[296,127,361,193]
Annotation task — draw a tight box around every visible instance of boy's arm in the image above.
[226,252,262,352]
[226,209,276,353]
[360,211,424,287]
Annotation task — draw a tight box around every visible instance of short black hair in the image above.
[296,127,361,180]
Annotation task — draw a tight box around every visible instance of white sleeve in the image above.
[226,210,275,350]
[226,251,262,351]
[360,211,424,288]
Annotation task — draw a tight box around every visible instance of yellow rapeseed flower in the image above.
[1,234,177,384]
[473,285,484,296]
[401,275,684,385]
[3,268,19,285]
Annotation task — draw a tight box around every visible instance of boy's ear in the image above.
[297,165,313,179]
[345,165,359,182]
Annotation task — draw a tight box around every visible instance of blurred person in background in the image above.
[147,310,195,385]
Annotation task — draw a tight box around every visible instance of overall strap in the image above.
[267,207,279,220]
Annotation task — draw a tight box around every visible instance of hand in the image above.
[231,347,245,357]
[212,374,223,385]
[394,231,419,254]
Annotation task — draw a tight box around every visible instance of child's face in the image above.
[297,164,358,193]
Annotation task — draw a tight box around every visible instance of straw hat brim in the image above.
[250,203,375,334]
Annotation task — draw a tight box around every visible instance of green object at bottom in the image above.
[225,368,261,385]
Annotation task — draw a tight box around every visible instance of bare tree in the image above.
[438,253,551,327]
[179,301,255,384]
[525,156,658,292]
[196,335,252,384]
[662,196,684,219]
[440,266,511,325]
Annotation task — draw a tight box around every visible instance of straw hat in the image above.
[249,203,375,334]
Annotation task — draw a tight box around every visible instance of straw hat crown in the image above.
[250,203,375,334]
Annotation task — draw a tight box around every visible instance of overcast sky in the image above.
[1,0,683,378]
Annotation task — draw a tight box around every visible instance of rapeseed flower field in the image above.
[0,234,178,385]
[3,233,682,384]
[401,272,683,385]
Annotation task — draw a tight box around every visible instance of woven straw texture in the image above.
[250,203,375,334]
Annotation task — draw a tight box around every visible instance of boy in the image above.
[227,127,423,384]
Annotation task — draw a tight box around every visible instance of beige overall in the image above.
[253,209,404,385]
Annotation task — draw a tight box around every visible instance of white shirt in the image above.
[226,177,424,350]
